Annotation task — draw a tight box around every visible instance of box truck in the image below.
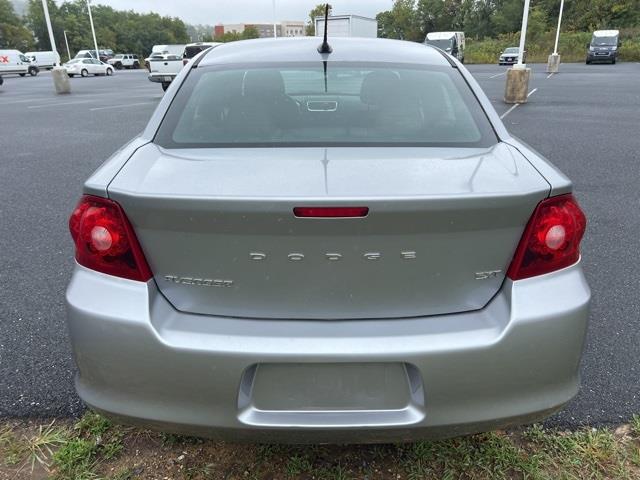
[314,15,377,38]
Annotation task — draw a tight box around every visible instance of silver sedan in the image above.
[66,37,590,443]
[63,58,114,77]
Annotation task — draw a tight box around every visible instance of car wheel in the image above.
[68,74,74,78]
[81,69,89,77]
[19,73,26,77]
[29,67,38,76]
[133,62,139,69]
[611,59,616,65]
[161,82,170,92]
[115,62,123,70]
[106,68,113,76]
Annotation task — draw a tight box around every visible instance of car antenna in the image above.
[317,4,332,93]
[317,4,332,54]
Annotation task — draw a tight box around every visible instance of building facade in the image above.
[214,21,305,39]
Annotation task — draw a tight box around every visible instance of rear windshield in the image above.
[155,62,497,148]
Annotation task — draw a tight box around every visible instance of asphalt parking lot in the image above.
[1,62,639,427]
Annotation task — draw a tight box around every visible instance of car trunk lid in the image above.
[108,143,550,319]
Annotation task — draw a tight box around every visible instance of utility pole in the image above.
[41,0,71,93]
[547,0,565,73]
[63,30,71,62]
[504,0,531,103]
[87,0,100,61]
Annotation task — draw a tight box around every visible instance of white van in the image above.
[25,51,60,69]
[0,50,40,76]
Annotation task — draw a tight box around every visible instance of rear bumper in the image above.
[148,73,175,84]
[66,262,590,443]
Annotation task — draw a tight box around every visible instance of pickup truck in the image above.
[107,54,139,69]
[147,54,183,91]
[148,42,221,91]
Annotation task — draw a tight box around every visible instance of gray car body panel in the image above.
[68,37,589,441]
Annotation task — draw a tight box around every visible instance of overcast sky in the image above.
[80,0,394,25]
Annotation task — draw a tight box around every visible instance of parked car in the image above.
[108,54,140,70]
[0,49,39,77]
[25,51,60,69]
[586,29,620,64]
[183,42,221,63]
[498,47,525,65]
[66,37,590,443]
[63,58,113,77]
[75,49,113,63]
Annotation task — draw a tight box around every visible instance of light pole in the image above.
[547,0,565,73]
[553,0,565,55]
[41,0,58,64]
[515,0,531,68]
[272,0,277,38]
[87,0,100,61]
[504,0,531,103]
[41,0,70,93]
[63,30,71,61]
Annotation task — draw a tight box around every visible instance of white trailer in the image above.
[314,15,377,38]
[425,31,466,63]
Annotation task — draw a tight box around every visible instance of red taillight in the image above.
[69,195,152,282]
[293,207,369,218]
[507,194,586,280]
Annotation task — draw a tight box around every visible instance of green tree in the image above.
[241,25,259,39]
[376,0,421,41]
[0,0,34,49]
[24,0,189,59]
[306,3,332,36]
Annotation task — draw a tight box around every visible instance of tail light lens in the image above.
[507,194,586,280]
[69,195,152,282]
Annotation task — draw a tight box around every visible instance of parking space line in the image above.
[500,104,519,119]
[489,71,507,78]
[28,100,94,109]
[500,88,538,119]
[1,97,56,106]
[546,72,555,79]
[90,101,156,111]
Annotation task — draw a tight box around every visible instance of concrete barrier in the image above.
[504,67,531,104]
[547,54,561,73]
[51,66,71,94]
